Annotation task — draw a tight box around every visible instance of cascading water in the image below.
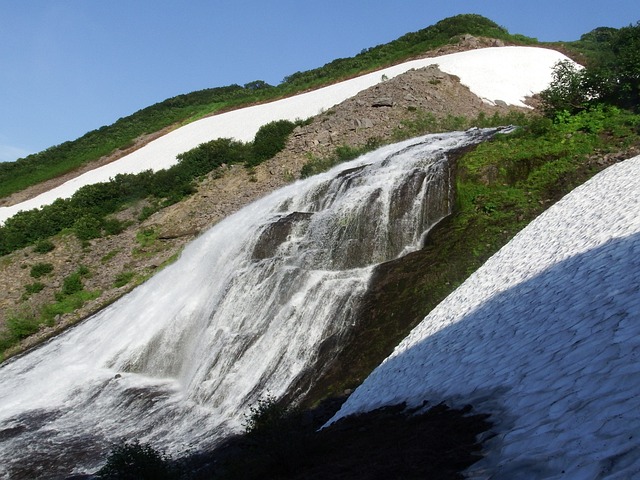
[0,128,503,478]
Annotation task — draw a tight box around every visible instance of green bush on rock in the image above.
[96,440,175,480]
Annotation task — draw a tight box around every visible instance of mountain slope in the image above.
[0,43,571,360]
[0,46,569,224]
[331,154,640,478]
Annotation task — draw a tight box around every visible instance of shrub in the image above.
[33,239,55,253]
[6,314,41,340]
[74,214,103,241]
[103,217,127,236]
[30,263,53,278]
[114,271,135,288]
[243,394,289,435]
[250,119,297,165]
[61,273,83,297]
[96,440,175,479]
[24,282,45,295]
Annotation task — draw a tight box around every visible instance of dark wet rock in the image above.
[252,212,313,260]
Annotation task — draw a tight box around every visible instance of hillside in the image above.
[0,39,565,360]
[0,13,639,479]
[330,153,640,477]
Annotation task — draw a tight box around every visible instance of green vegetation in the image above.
[96,440,175,479]
[300,110,531,178]
[33,239,55,253]
[3,311,42,344]
[1,266,99,359]
[22,282,44,300]
[42,289,101,322]
[0,14,537,201]
[300,139,381,178]
[543,21,640,115]
[243,394,290,435]
[0,120,302,257]
[250,119,303,165]
[101,249,120,264]
[113,271,135,288]
[30,262,53,278]
[454,107,638,264]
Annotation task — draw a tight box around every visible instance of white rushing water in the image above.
[328,155,640,479]
[0,128,502,478]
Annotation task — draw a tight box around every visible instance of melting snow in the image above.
[0,46,571,224]
[328,155,640,479]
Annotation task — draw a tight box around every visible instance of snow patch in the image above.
[328,155,640,479]
[0,47,571,224]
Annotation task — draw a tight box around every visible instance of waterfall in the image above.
[0,128,501,478]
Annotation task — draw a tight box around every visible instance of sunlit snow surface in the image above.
[329,155,640,479]
[0,46,570,223]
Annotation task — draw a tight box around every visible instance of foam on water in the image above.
[0,128,500,477]
[329,155,640,479]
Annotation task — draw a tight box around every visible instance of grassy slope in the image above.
[0,14,536,200]
[301,107,640,405]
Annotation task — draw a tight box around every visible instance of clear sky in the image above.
[0,1,637,162]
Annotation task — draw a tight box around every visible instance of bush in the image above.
[33,239,55,253]
[243,394,289,435]
[543,22,640,116]
[30,263,53,278]
[103,217,127,236]
[6,314,41,340]
[61,273,83,296]
[96,440,175,479]
[74,214,103,241]
[539,60,590,116]
[250,119,297,165]
[24,282,45,295]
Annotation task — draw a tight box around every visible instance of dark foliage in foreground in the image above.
[96,440,175,479]
[107,399,491,480]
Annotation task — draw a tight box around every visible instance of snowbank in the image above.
[0,46,570,224]
[329,155,640,479]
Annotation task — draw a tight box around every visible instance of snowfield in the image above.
[0,46,570,224]
[328,155,640,479]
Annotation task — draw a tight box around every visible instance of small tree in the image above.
[243,394,288,435]
[96,440,175,479]
[539,60,589,116]
[244,80,273,91]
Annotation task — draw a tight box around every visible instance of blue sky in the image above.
[0,1,637,162]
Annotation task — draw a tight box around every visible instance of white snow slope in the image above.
[329,155,640,479]
[0,46,570,224]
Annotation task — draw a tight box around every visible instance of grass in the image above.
[113,271,135,288]
[299,110,532,179]
[301,106,640,406]
[42,289,101,321]
[0,14,540,201]
[101,249,121,264]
